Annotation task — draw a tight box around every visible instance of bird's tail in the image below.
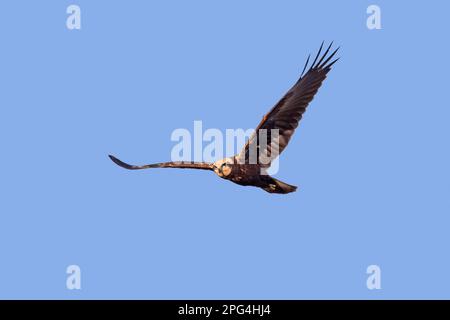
[263,177,298,194]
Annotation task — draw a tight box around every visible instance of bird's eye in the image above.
[221,163,227,168]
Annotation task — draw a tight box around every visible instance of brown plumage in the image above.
[109,42,339,194]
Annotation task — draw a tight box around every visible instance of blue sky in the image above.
[0,1,449,299]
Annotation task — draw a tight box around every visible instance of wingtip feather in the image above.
[109,154,136,170]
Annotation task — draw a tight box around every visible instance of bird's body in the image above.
[109,43,339,194]
[211,158,297,194]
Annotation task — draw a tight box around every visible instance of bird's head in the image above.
[213,157,234,178]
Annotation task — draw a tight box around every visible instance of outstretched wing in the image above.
[236,42,339,165]
[109,155,214,171]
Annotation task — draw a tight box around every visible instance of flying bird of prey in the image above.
[109,42,339,194]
